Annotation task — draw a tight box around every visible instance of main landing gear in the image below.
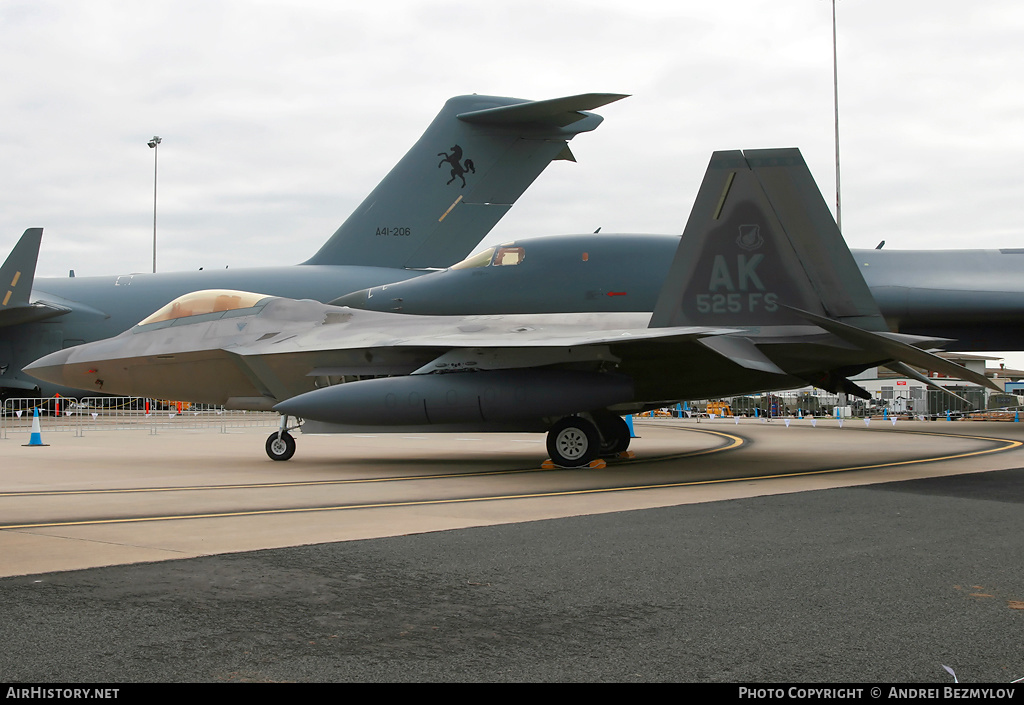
[266,415,301,461]
[545,412,631,468]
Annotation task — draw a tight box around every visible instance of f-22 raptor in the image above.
[1,93,625,399]
[27,149,997,466]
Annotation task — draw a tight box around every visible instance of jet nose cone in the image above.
[23,348,74,385]
[272,396,306,417]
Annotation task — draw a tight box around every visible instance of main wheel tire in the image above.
[593,412,631,456]
[546,416,600,468]
[266,431,296,461]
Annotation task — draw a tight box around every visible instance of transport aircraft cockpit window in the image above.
[137,290,271,327]
[493,246,525,266]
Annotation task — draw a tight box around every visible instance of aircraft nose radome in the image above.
[22,348,74,385]
[272,396,305,416]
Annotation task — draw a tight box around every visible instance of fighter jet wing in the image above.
[406,325,755,375]
[232,317,736,354]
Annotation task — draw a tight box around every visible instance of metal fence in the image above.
[5,386,1018,440]
[1,396,278,439]
[653,389,1024,420]
[646,392,857,419]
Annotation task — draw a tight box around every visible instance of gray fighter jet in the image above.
[26,149,997,466]
[334,187,1024,353]
[1,93,625,399]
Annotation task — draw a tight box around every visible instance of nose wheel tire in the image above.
[546,416,600,468]
[266,431,296,461]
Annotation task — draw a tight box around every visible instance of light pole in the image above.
[147,136,161,273]
[831,0,842,232]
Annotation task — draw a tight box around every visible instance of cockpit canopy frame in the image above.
[136,289,272,328]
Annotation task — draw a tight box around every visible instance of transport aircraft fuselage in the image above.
[334,234,1024,352]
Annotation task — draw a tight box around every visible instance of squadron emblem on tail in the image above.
[438,144,476,188]
[736,224,763,250]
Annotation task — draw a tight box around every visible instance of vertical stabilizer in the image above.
[0,229,43,322]
[304,93,626,269]
[650,149,886,331]
[1,228,71,328]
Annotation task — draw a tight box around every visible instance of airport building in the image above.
[689,354,1024,419]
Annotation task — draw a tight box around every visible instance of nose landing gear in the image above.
[266,431,296,461]
[266,415,300,461]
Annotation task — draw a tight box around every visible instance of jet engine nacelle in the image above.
[275,369,634,426]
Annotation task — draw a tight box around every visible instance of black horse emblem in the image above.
[438,144,476,188]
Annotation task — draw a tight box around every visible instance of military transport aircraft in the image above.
[26,148,997,466]
[334,199,1024,353]
[1,92,625,399]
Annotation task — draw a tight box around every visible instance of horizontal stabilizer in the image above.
[785,305,1002,392]
[884,361,973,406]
[0,376,43,392]
[0,301,70,328]
[457,93,628,128]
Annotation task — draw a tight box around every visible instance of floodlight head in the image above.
[147,136,162,148]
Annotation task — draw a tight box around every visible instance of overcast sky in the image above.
[3,1,1024,362]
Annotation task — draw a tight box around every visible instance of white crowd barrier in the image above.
[1,396,278,439]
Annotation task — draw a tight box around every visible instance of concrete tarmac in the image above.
[0,417,1021,682]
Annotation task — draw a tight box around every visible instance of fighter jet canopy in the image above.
[137,290,272,327]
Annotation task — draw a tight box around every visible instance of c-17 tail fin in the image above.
[304,93,626,269]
